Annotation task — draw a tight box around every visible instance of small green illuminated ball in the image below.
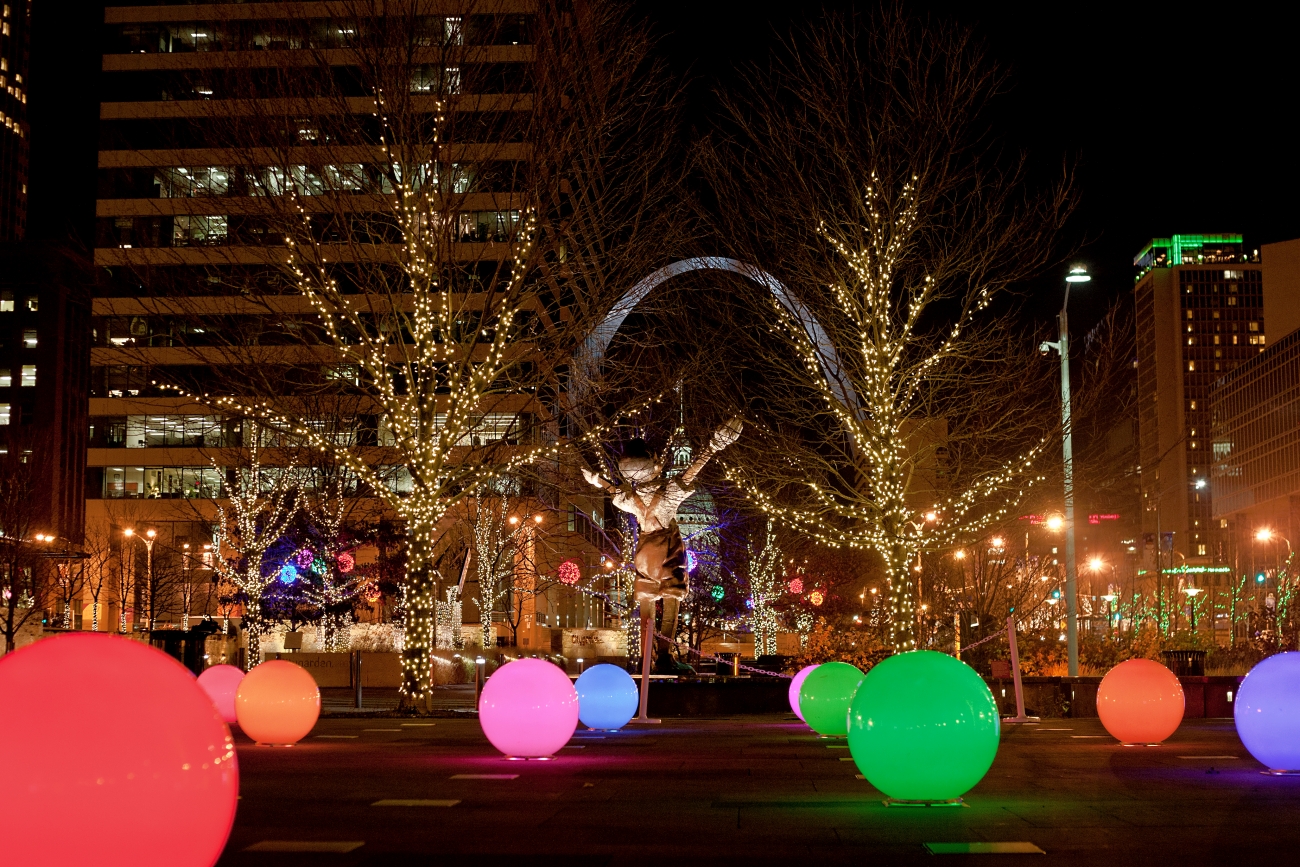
[798,661,864,736]
[848,651,999,801]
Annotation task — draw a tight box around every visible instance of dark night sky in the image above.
[26,1,1300,335]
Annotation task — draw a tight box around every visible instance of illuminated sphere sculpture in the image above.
[788,665,819,722]
[575,663,638,730]
[1235,651,1300,771]
[198,664,245,724]
[848,651,999,802]
[235,660,321,745]
[480,658,579,757]
[0,633,238,867]
[1097,658,1184,745]
[799,661,864,737]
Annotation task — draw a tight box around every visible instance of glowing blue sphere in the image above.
[1235,651,1300,772]
[575,664,638,731]
[278,563,299,585]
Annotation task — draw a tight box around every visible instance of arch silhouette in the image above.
[572,256,859,412]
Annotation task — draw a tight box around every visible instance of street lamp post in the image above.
[1041,265,1090,677]
[124,528,157,631]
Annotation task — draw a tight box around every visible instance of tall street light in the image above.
[1041,265,1090,676]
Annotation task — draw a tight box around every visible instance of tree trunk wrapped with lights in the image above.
[704,10,1069,651]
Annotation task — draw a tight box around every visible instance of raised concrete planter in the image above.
[647,679,789,716]
[985,675,1242,719]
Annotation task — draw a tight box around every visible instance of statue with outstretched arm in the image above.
[582,418,742,719]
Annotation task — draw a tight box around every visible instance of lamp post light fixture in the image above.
[124,528,158,631]
[1040,264,1090,676]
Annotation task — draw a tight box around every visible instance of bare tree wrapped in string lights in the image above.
[703,9,1070,652]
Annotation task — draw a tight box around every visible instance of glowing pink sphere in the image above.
[789,578,804,594]
[236,660,321,745]
[1097,658,1185,745]
[337,551,355,573]
[0,633,238,867]
[789,665,818,722]
[479,658,579,757]
[198,664,245,724]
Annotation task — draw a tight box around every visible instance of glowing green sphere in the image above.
[848,651,999,801]
[798,661,864,736]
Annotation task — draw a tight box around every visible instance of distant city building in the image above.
[1133,234,1265,565]
[0,243,90,540]
[1212,237,1300,575]
[0,0,29,240]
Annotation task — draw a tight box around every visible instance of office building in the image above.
[0,243,90,541]
[91,2,604,644]
[0,0,29,241]
[1133,234,1265,565]
[1212,237,1300,576]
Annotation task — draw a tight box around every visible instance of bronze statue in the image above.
[583,418,742,718]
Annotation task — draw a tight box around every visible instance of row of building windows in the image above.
[95,463,436,499]
[0,290,36,311]
[100,210,521,248]
[0,365,36,388]
[86,412,534,449]
[107,16,530,55]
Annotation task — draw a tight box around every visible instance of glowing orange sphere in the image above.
[197,664,244,724]
[0,633,238,866]
[1097,658,1185,744]
[235,660,321,745]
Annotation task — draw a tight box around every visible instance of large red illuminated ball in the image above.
[235,660,321,745]
[0,633,238,867]
[480,658,579,757]
[198,664,245,724]
[1097,658,1185,745]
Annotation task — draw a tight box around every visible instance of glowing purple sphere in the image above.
[1235,651,1300,772]
[789,665,819,722]
[479,658,579,758]
[197,664,245,724]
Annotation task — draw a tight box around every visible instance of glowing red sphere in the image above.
[0,633,238,866]
[1097,658,1185,745]
[788,578,804,594]
[480,658,579,757]
[557,559,582,585]
[235,660,321,745]
[197,664,245,724]
[337,551,355,573]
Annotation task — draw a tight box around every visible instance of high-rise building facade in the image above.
[0,0,29,240]
[90,2,611,648]
[1133,234,1265,565]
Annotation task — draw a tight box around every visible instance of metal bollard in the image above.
[353,650,363,710]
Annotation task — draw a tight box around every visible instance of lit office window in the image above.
[0,291,12,312]
[22,329,36,348]
[0,368,8,387]
[25,296,36,312]
[20,365,35,386]
[0,403,9,425]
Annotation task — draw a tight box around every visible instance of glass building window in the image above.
[0,291,12,312]
[22,329,35,348]
[25,296,36,311]
[102,466,224,499]
[0,403,8,425]
[20,365,35,386]
[0,368,9,387]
